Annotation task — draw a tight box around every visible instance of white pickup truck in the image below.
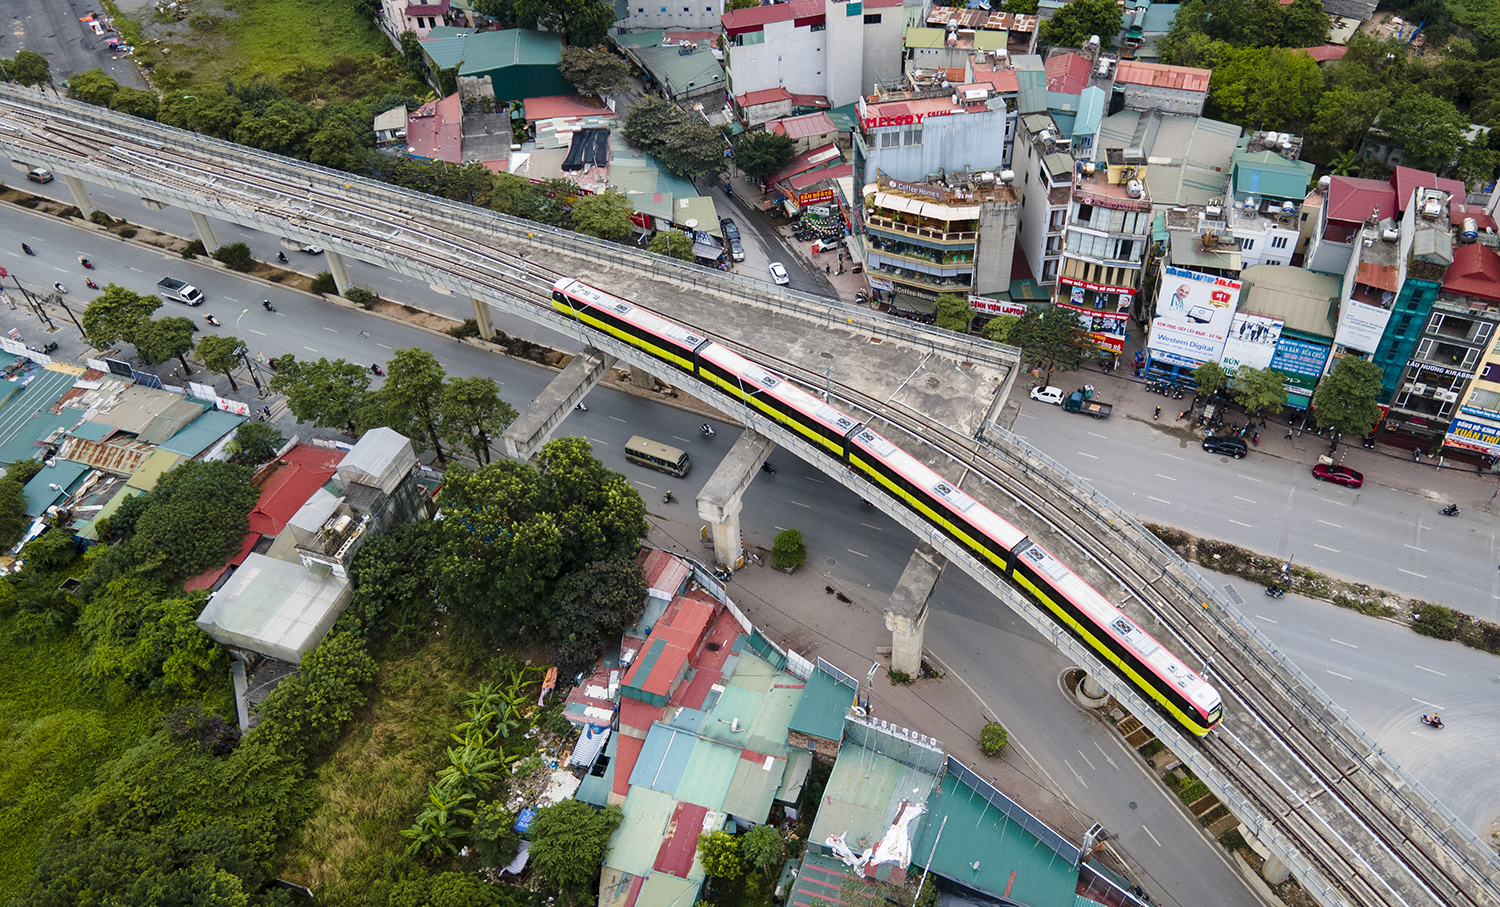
[156,276,204,306]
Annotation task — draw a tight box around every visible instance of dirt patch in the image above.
[368,300,460,334]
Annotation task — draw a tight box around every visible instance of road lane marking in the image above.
[1233,495,1256,504]
[1077,451,1099,459]
[859,522,884,531]
[847,549,869,558]
[1236,474,1262,482]
[1147,495,1171,505]
[1412,697,1444,709]
[1331,638,1357,649]
[321,326,338,333]
[634,481,656,489]
[1414,664,1447,676]
[1063,759,1087,788]
[791,501,810,508]
[1162,453,1183,460]
[1228,518,1251,528]
[1317,519,1342,528]
[589,438,608,446]
[1154,473,1176,481]
[1327,670,1353,680]
[1141,826,1161,848]
[672,436,693,444]
[1404,544,1426,552]
[376,342,392,350]
[302,346,319,352]
[1319,498,1346,506]
[1313,543,1339,553]
[1255,615,1278,623]
[247,329,266,336]
[608,416,627,423]
[1016,412,1035,420]
[1077,750,1096,771]
[1399,568,1428,578]
[1093,741,1119,770]
[1087,431,1107,439]
[804,476,823,484]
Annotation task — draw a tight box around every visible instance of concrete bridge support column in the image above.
[62,175,95,216]
[498,348,616,462]
[629,365,654,390]
[696,430,776,568]
[470,297,494,339]
[189,211,219,252]
[324,249,352,296]
[884,544,944,676]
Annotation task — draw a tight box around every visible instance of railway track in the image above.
[3,88,1498,907]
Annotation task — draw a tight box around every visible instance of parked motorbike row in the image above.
[1146,380,1185,399]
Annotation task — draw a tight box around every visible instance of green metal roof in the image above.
[807,743,939,854]
[787,667,854,742]
[1231,150,1315,203]
[674,736,740,811]
[23,460,90,518]
[67,420,112,442]
[636,873,699,907]
[423,28,563,75]
[76,486,143,541]
[159,409,244,457]
[0,367,78,465]
[605,786,678,874]
[722,751,784,822]
[631,43,726,98]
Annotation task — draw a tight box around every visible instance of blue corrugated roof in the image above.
[787,667,854,741]
[628,723,698,796]
[68,420,113,442]
[0,367,79,464]
[159,410,244,457]
[22,460,90,517]
[1074,85,1106,141]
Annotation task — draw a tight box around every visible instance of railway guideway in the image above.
[2,85,1497,907]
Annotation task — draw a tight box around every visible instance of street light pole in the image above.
[232,309,264,395]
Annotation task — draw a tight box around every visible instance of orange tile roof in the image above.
[1113,61,1211,93]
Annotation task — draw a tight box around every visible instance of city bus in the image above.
[624,436,691,477]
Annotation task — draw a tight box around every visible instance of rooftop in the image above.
[1231,149,1315,202]
[405,92,463,163]
[1045,51,1092,95]
[194,553,353,663]
[770,111,837,141]
[1113,60,1211,93]
[1443,243,1500,301]
[722,0,821,33]
[925,6,1038,33]
[736,87,792,108]
[422,27,563,73]
[1325,176,1399,225]
[524,94,615,122]
[1239,264,1341,336]
[1391,166,1466,214]
[787,665,854,741]
[1096,109,1241,206]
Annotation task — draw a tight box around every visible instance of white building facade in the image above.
[722,0,906,109]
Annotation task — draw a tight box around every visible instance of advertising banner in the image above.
[969,296,1028,317]
[1332,300,1392,354]
[1149,266,1241,365]
[867,276,894,292]
[1221,313,1285,373]
[1446,416,1500,455]
[1269,335,1330,392]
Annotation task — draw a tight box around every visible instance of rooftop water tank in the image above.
[1462,217,1479,241]
[1381,227,1399,242]
[1280,200,1296,214]
[1422,199,1443,218]
[999,169,1015,183]
[1317,175,1331,193]
[1127,179,1144,198]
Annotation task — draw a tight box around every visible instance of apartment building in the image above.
[722,0,906,109]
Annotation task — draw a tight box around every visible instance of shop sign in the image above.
[1446,416,1500,455]
[862,110,952,130]
[1406,359,1474,380]
[882,177,946,201]
[868,276,894,292]
[1269,335,1328,381]
[1060,275,1136,296]
[969,296,1027,317]
[1461,402,1500,423]
[797,188,835,206]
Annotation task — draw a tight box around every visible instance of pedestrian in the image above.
[825,264,831,275]
[1285,428,1293,439]
[1260,416,1267,427]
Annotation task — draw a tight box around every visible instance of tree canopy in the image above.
[81,286,163,350]
[623,98,726,180]
[558,46,632,98]
[131,316,197,374]
[1008,307,1088,381]
[379,348,450,463]
[514,0,617,47]
[270,355,373,430]
[1040,0,1122,48]
[571,190,635,242]
[1207,46,1324,131]
[195,335,246,391]
[734,130,796,183]
[647,230,695,261]
[1230,365,1288,417]
[1310,355,1383,437]
[528,800,623,902]
[441,375,517,465]
[226,421,285,466]
[934,293,974,334]
[548,555,646,676]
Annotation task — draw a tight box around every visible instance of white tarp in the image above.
[1221,313,1285,373]
[1332,299,1393,354]
[1149,266,1242,366]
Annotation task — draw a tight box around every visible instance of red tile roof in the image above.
[723,0,821,34]
[524,94,615,121]
[639,548,690,598]
[784,162,851,191]
[770,111,837,140]
[1450,202,1497,233]
[789,93,831,109]
[736,87,793,108]
[1443,243,1500,301]
[247,463,336,536]
[1114,60,1211,93]
[405,92,463,164]
[653,802,710,877]
[406,0,450,15]
[1391,166,1467,214]
[279,443,346,470]
[1325,176,1397,225]
[183,531,260,591]
[769,143,844,183]
[620,594,715,703]
[1294,44,1348,62]
[969,64,1020,93]
[1045,52,1092,95]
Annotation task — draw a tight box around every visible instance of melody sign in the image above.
[862,110,952,130]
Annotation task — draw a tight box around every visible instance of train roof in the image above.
[555,279,709,349]
[853,427,1028,550]
[699,344,862,436]
[1017,542,1220,712]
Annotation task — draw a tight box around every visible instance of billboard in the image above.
[1446,416,1500,455]
[1149,267,1241,365]
[1221,313,1285,373]
[1269,335,1330,394]
[1332,300,1392,354]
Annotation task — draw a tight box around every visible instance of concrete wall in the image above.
[975,198,1020,295]
[859,10,907,99]
[861,103,1011,183]
[728,19,831,101]
[626,0,723,31]
[1012,127,1065,286]
[1122,85,1206,117]
[727,0,907,109]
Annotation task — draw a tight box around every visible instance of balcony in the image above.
[874,261,973,292]
[866,214,978,244]
[867,236,976,269]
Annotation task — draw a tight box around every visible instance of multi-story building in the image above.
[852,83,1013,185]
[1112,61,1211,117]
[721,0,906,109]
[1012,112,1073,288]
[1225,133,1315,267]
[1304,167,1466,276]
[1056,148,1154,352]
[1445,244,1500,459]
[622,0,721,32]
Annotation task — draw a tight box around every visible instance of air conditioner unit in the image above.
[1438,390,1459,403]
[1402,383,1416,395]
[1411,383,1428,395]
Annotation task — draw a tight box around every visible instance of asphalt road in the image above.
[1011,396,1500,622]
[4,0,145,88]
[8,200,1494,906]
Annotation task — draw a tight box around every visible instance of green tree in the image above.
[572,190,635,242]
[159,89,246,140]
[528,800,624,901]
[549,555,647,676]
[1310,355,1382,438]
[558,46,632,98]
[67,68,120,107]
[981,314,1021,345]
[697,830,743,880]
[514,0,618,47]
[130,315,197,374]
[110,86,160,119]
[1041,0,1123,48]
[772,527,806,570]
[624,98,725,179]
[441,375,517,465]
[252,629,377,756]
[1307,86,1391,160]
[726,0,759,8]
[622,96,678,156]
[1451,135,1498,189]
[345,520,444,646]
[226,421,284,466]
[1192,360,1229,397]
[1207,46,1323,131]
[78,576,222,694]
[233,97,316,158]
[383,347,450,462]
[1279,0,1329,47]
[1374,92,1468,172]
[1231,365,1287,418]
[81,286,163,349]
[647,230,695,261]
[308,115,369,172]
[734,130,796,183]
[269,355,372,430]
[7,50,52,87]
[741,824,785,876]
[0,475,28,550]
[195,334,246,392]
[125,460,260,579]
[979,720,1008,756]
[1010,307,1087,383]
[212,241,255,272]
[403,782,479,857]
[399,30,430,81]
[934,293,974,334]
[472,801,523,868]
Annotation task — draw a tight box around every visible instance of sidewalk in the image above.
[643,517,1096,849]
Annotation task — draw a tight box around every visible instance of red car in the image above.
[1312,463,1364,488]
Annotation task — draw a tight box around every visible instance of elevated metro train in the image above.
[552,278,1223,735]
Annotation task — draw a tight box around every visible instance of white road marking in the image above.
[1255,615,1278,623]
[1399,568,1428,578]
[847,549,869,558]
[1154,473,1176,481]
[804,476,824,484]
[1016,411,1035,420]
[1313,543,1339,553]
[1317,519,1342,528]
[303,346,319,352]
[859,522,883,531]
[589,438,608,446]
[1412,697,1444,709]
[1228,518,1252,528]
[1093,741,1119,770]
[635,481,656,490]
[1162,453,1183,460]
[1077,451,1099,460]
[376,342,392,350]
[1141,826,1161,848]
[672,436,693,444]
[774,526,786,532]
[1326,670,1353,680]
[1087,431,1107,440]
[1320,498,1346,506]
[1404,544,1426,552]
[609,416,628,423]
[791,501,811,508]
[322,326,338,333]
[1331,638,1357,649]
[1063,759,1088,788]
[1233,495,1256,504]
[1237,474,1262,482]
[1147,495,1171,505]
[1077,750,1096,771]
[1414,664,1447,677]
[247,329,266,336]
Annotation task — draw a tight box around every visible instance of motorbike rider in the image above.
[21,243,32,255]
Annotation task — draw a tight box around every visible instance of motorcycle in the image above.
[262,300,275,312]
[277,251,288,263]
[700,424,715,438]
[40,341,58,354]
[1265,586,1285,599]
[370,363,384,376]
[203,313,219,326]
[85,278,99,290]
[1441,504,1460,516]
[1362,434,1377,449]
[761,462,776,475]
[53,282,66,295]
[21,243,33,256]
[574,402,587,412]
[1421,714,1444,729]
[79,257,94,270]
[1153,406,1161,421]
[662,491,675,504]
